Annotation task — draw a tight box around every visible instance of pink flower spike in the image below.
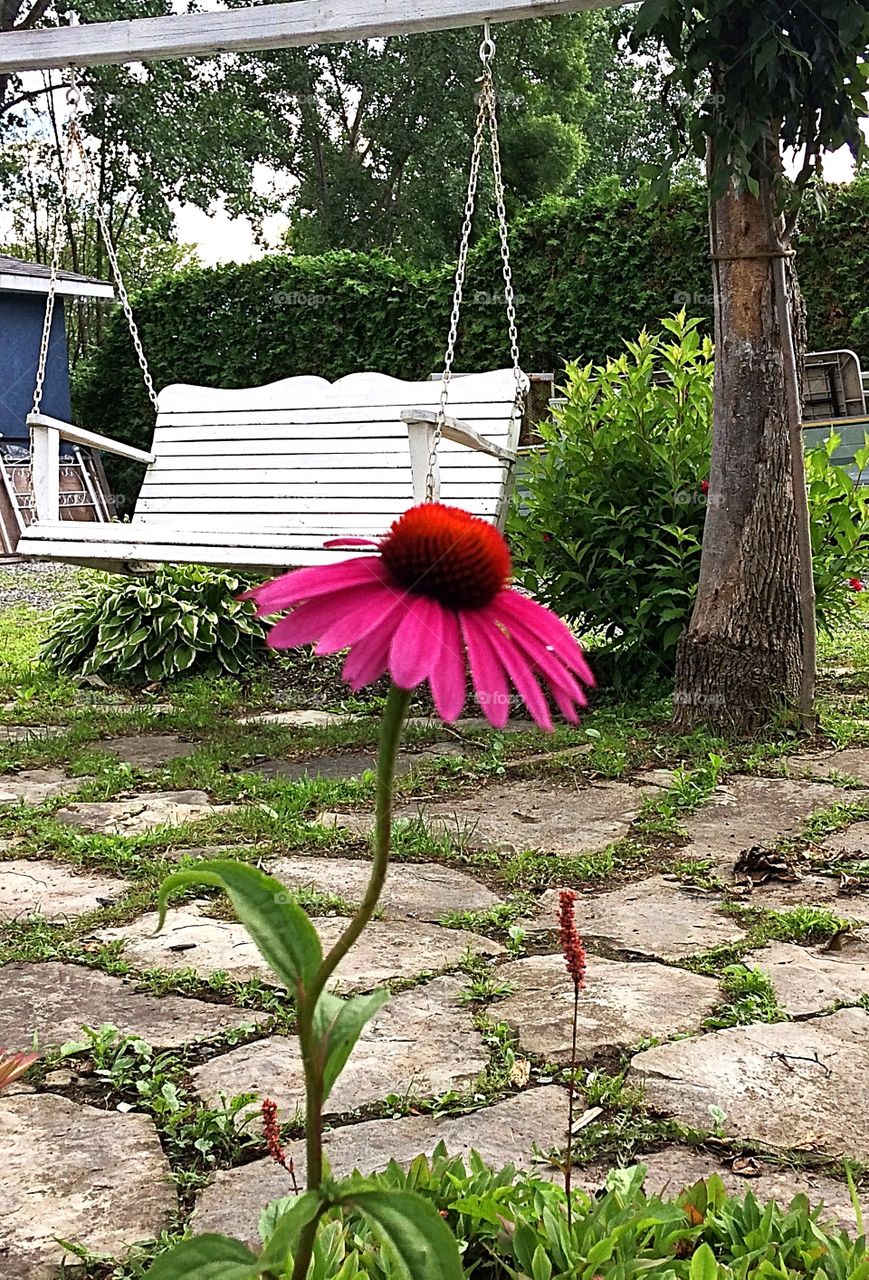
[252,503,593,726]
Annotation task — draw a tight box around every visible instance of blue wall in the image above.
[0,292,72,443]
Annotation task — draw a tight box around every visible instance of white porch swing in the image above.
[16,26,529,573]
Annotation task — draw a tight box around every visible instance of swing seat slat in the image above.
[16,369,525,573]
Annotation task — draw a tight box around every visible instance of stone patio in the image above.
[191,977,488,1117]
[683,777,868,875]
[0,1093,176,1278]
[0,859,127,921]
[3,725,869,1274]
[93,902,503,992]
[387,778,664,855]
[90,733,196,768]
[54,789,236,835]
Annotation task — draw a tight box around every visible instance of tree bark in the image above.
[672,140,811,736]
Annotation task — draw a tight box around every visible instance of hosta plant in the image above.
[41,564,267,684]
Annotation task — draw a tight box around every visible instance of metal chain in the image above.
[68,115,160,412]
[35,72,160,417]
[429,25,526,501]
[31,83,78,418]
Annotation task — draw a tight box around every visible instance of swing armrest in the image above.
[26,414,156,465]
[400,409,516,462]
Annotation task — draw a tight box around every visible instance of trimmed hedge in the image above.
[74,177,869,506]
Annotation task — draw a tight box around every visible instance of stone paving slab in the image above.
[821,822,869,858]
[629,1008,869,1159]
[266,856,500,921]
[786,748,869,784]
[0,859,127,921]
[193,1086,569,1245]
[53,789,235,835]
[524,877,745,960]
[492,954,721,1063]
[93,903,502,992]
[578,1146,861,1232]
[237,710,356,727]
[683,777,865,875]
[744,940,869,1017]
[0,1093,176,1279]
[192,977,488,1116]
[0,725,63,742]
[388,779,663,856]
[0,769,83,806]
[90,734,195,768]
[0,962,266,1051]
[255,745,464,782]
[405,716,536,734]
[734,876,869,922]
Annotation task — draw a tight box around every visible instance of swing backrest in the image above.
[131,370,522,545]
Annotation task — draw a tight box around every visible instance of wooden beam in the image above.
[0,0,622,74]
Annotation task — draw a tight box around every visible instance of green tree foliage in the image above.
[632,0,869,206]
[242,16,592,263]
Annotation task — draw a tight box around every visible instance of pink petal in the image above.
[315,583,406,654]
[461,611,511,729]
[266,584,383,650]
[389,597,444,690]
[341,597,408,690]
[485,620,554,731]
[324,537,381,548]
[494,590,595,686]
[428,608,466,721]
[495,609,588,707]
[550,683,581,724]
[245,557,385,616]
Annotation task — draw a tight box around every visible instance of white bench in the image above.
[16,369,525,572]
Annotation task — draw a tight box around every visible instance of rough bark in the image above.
[672,145,808,736]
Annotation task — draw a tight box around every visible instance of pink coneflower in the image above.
[246,502,593,731]
[0,1049,37,1092]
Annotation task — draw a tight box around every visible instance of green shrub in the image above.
[805,432,869,632]
[512,315,869,684]
[510,313,712,683]
[41,565,267,684]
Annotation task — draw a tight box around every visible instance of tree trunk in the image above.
[672,143,812,736]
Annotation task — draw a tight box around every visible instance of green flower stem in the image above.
[291,683,411,1280]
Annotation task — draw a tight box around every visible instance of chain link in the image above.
[428,25,526,502]
[31,85,79,419]
[31,72,161,419]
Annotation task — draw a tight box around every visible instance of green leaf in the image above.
[314,989,391,1103]
[690,1242,720,1280]
[157,861,322,993]
[144,1233,260,1279]
[343,1187,463,1280]
[258,1191,324,1267]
